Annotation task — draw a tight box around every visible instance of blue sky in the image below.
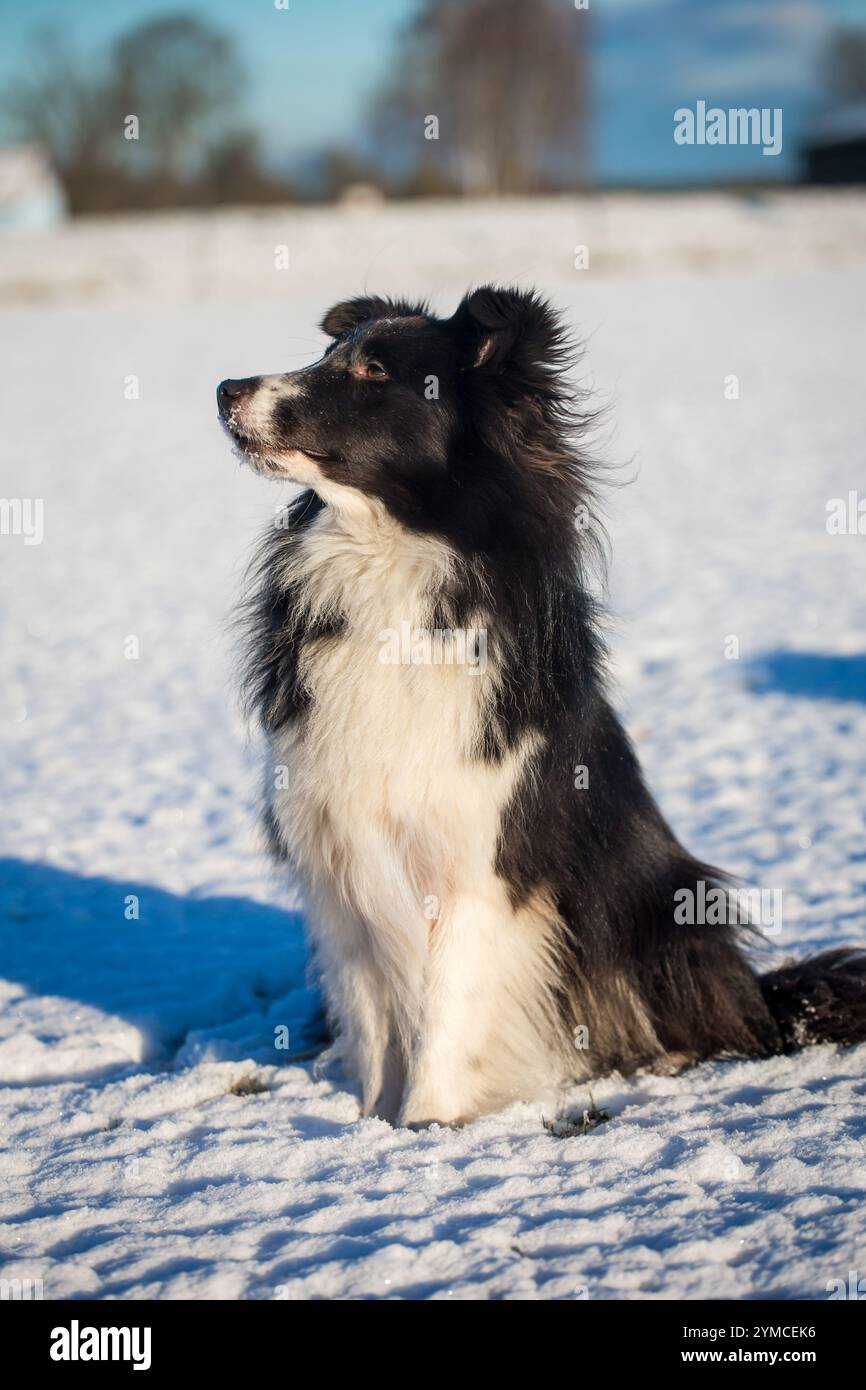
[597,0,864,182]
[0,0,862,184]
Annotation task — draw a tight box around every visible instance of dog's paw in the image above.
[648,1050,697,1076]
[398,1089,469,1129]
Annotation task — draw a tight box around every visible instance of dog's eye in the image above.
[357,360,389,381]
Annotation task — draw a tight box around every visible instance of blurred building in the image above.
[802,103,866,184]
[0,145,67,231]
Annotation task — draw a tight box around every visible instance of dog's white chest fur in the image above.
[267,493,564,1123]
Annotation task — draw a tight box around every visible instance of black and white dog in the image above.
[218,287,866,1126]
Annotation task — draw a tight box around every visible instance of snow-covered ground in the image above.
[1,197,865,1300]
[3,191,866,307]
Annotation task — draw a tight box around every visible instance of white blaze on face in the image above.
[228,379,376,505]
[238,372,307,443]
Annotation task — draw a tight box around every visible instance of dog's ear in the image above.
[320,295,426,339]
[320,296,392,338]
[449,286,568,376]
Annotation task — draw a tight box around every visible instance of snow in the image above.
[3,190,866,306]
[1,195,865,1301]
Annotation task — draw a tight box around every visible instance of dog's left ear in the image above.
[321,296,393,338]
[448,286,567,375]
[320,295,427,338]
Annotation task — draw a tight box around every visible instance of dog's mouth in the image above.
[222,418,255,452]
[290,446,334,463]
[220,413,265,463]
[220,414,336,471]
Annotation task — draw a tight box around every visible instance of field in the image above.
[1,193,865,1299]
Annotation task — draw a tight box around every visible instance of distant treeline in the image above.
[7,7,865,212]
[4,3,590,213]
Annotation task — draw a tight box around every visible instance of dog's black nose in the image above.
[217,378,250,412]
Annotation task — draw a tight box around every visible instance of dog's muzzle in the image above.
[216,377,257,419]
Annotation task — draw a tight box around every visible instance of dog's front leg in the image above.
[398,895,523,1127]
[308,887,405,1120]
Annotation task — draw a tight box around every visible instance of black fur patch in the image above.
[239,489,344,733]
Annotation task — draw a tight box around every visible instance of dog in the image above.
[217,286,866,1126]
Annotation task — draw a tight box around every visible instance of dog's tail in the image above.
[759,948,866,1052]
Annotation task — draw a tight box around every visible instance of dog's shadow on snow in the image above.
[0,857,326,1075]
[746,651,866,704]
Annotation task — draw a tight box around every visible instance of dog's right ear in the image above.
[448,286,570,377]
[320,295,427,338]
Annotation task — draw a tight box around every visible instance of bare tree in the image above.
[3,28,114,176]
[109,15,243,181]
[3,15,251,211]
[371,0,591,195]
[203,128,299,205]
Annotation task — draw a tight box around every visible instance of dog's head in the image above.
[217,286,579,532]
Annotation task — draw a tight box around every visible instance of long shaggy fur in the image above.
[219,285,866,1125]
